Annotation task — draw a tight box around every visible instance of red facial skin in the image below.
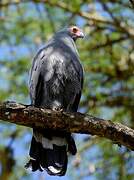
[69,26,84,39]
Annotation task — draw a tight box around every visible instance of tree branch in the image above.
[129,0,134,9]
[0,0,113,25]
[1,0,134,39]
[91,36,129,50]
[0,101,134,151]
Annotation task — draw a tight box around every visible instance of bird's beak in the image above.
[77,31,85,38]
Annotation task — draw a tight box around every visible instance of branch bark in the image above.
[0,101,134,151]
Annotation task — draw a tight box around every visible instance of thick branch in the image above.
[0,101,134,151]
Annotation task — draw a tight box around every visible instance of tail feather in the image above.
[29,136,40,160]
[25,130,74,176]
[44,145,68,176]
[67,135,77,155]
[25,159,43,172]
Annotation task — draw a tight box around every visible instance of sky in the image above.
[0,1,134,180]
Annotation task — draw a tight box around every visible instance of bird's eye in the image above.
[72,27,78,33]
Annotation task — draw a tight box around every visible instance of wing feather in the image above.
[29,49,46,105]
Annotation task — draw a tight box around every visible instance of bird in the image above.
[25,25,84,176]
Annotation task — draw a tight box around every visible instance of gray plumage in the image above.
[25,26,84,176]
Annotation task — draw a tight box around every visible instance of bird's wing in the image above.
[29,48,47,105]
[29,50,41,105]
[71,63,84,112]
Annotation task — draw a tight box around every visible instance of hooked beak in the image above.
[77,31,85,38]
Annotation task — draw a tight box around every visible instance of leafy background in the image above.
[0,0,134,179]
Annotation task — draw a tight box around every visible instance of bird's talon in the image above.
[52,107,63,112]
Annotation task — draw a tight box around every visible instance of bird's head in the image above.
[68,25,84,41]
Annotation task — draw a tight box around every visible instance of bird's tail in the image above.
[25,129,76,176]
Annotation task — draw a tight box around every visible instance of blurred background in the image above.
[0,0,134,179]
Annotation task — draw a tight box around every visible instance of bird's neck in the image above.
[60,34,79,57]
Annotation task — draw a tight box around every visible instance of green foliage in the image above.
[0,0,134,179]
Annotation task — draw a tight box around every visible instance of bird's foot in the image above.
[52,106,63,112]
